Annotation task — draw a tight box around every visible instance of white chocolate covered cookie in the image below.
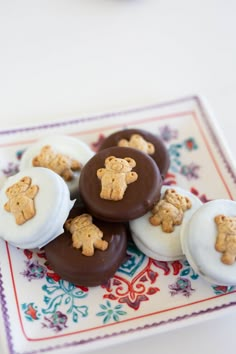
[130,185,203,261]
[180,199,236,285]
[0,167,75,249]
[19,135,94,197]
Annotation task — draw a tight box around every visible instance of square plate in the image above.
[0,96,236,354]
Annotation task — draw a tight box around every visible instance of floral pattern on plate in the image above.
[0,96,236,354]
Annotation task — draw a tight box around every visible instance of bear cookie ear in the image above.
[147,142,155,154]
[105,156,116,164]
[124,157,136,168]
[78,213,93,225]
[20,176,31,184]
[65,218,73,229]
[214,214,226,224]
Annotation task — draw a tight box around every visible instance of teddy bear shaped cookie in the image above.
[214,214,236,265]
[65,213,108,256]
[96,155,138,201]
[149,188,192,232]
[118,134,155,155]
[4,176,39,225]
[32,145,81,181]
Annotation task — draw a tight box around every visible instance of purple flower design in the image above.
[180,163,200,180]
[2,162,19,177]
[159,125,178,142]
[21,260,47,281]
[169,277,195,297]
[42,311,68,332]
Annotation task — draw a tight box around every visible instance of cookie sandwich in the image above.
[180,199,236,285]
[79,146,163,223]
[0,167,75,249]
[98,128,170,179]
[44,207,128,286]
[19,135,94,197]
[130,186,203,261]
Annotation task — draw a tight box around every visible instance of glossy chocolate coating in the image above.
[44,208,128,287]
[98,128,170,179]
[79,146,162,222]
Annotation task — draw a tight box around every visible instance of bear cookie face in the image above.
[149,188,192,232]
[118,134,155,155]
[215,214,236,265]
[96,155,138,201]
[32,145,81,181]
[4,176,39,225]
[65,213,108,256]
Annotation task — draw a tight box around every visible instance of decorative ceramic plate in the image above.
[0,96,236,354]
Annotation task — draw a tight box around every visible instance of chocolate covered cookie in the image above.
[44,207,128,286]
[98,128,170,179]
[79,146,163,222]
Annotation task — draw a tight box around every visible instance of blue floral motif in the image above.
[118,241,146,277]
[212,285,235,295]
[180,260,199,280]
[16,148,26,160]
[96,300,127,324]
[168,137,200,178]
[168,143,182,173]
[42,277,88,323]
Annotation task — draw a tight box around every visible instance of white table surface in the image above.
[0,1,236,354]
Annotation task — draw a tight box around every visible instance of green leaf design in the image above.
[96,302,127,324]
[103,314,111,324]
[73,312,78,323]
[41,279,89,322]
[113,314,119,322]
[42,294,64,314]
[180,268,190,276]
[65,296,71,305]
[117,310,127,315]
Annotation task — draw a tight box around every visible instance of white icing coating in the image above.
[180,199,236,285]
[130,185,203,261]
[19,135,94,197]
[0,167,75,249]
[132,232,182,261]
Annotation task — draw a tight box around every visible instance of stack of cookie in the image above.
[44,129,168,286]
[1,129,236,287]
